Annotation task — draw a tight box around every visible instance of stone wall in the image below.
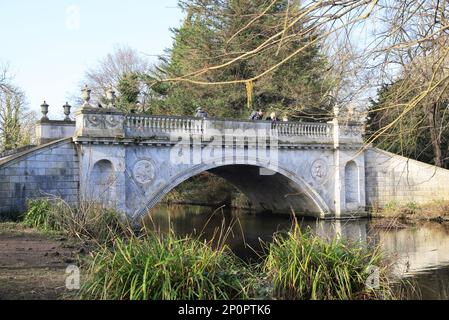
[0,138,79,215]
[365,147,449,208]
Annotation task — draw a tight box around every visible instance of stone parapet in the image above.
[74,107,125,139]
[35,120,76,145]
[73,110,365,147]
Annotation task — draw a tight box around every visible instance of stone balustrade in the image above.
[72,109,364,146]
[126,114,203,134]
[125,114,334,138]
[35,85,365,147]
[272,121,332,137]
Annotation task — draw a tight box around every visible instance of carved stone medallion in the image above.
[133,159,155,184]
[311,159,328,181]
[86,114,121,129]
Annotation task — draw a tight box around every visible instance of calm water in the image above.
[145,205,449,300]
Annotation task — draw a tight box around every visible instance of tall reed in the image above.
[263,223,396,300]
[79,230,253,300]
[23,198,129,243]
[23,199,401,300]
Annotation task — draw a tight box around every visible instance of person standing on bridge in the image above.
[195,107,208,118]
[249,109,263,120]
[266,111,280,122]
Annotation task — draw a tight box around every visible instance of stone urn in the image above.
[82,85,91,107]
[63,102,72,121]
[40,101,49,120]
[106,88,116,109]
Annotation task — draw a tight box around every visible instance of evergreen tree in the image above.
[148,0,333,121]
[116,73,141,112]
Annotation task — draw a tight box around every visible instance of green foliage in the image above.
[23,200,400,300]
[263,224,395,300]
[80,231,252,300]
[23,199,54,231]
[163,172,244,205]
[116,73,141,112]
[148,0,333,120]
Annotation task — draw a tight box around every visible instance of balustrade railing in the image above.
[272,122,331,137]
[125,114,336,139]
[126,115,203,134]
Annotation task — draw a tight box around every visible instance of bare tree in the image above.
[0,63,36,152]
[78,45,152,110]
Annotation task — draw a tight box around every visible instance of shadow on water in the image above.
[144,204,449,300]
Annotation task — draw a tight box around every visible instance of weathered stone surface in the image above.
[35,120,75,145]
[75,113,367,220]
[6,109,449,221]
[0,139,79,214]
[365,148,449,208]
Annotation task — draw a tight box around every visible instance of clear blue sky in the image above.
[0,0,183,118]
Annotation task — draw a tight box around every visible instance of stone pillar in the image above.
[74,107,125,139]
[35,120,76,144]
[332,106,342,218]
[74,85,127,216]
[35,101,75,144]
[73,85,125,140]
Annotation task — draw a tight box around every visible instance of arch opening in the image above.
[207,165,323,216]
[90,159,115,207]
[345,161,359,210]
[140,163,329,219]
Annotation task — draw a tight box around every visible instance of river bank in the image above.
[4,199,449,300]
[0,222,86,299]
[370,200,449,222]
[0,200,401,300]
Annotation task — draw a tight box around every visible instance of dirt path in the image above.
[0,223,82,300]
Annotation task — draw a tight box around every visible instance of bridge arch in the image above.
[134,157,330,220]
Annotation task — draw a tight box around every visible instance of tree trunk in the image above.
[427,103,443,167]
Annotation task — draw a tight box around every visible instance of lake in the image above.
[144,204,449,300]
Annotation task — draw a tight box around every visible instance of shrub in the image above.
[23,198,55,231]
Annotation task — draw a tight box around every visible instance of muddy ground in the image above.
[0,223,84,300]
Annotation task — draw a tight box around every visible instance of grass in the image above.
[20,199,400,300]
[23,198,55,231]
[79,230,253,300]
[23,198,130,243]
[263,222,396,300]
[372,200,449,221]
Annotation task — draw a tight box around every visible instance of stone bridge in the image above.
[2,98,449,222]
